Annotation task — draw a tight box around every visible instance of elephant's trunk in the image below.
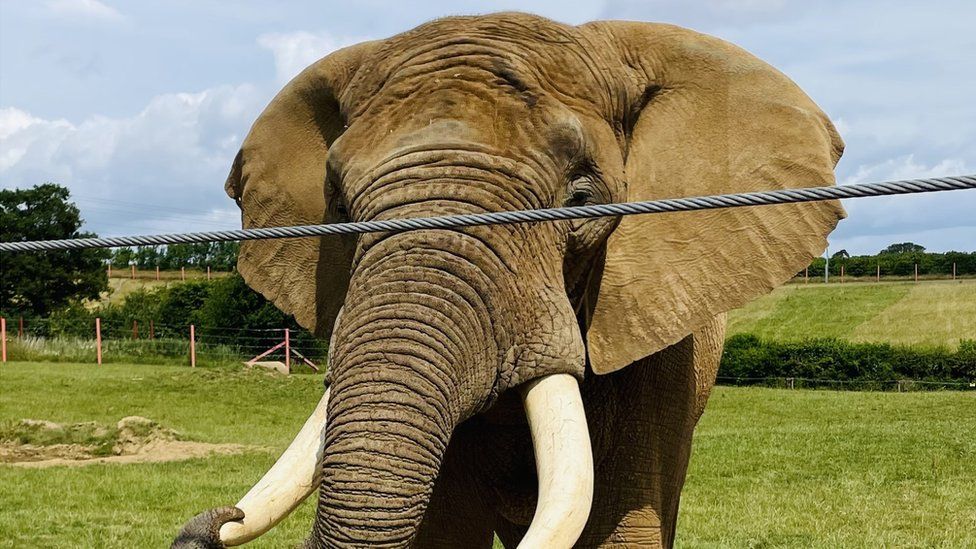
[312,362,454,546]
[310,235,496,547]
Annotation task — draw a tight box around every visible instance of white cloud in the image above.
[258,31,366,84]
[46,0,124,22]
[829,155,976,254]
[0,85,265,235]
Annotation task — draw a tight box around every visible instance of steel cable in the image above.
[1,174,973,252]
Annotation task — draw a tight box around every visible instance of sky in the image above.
[1,0,973,254]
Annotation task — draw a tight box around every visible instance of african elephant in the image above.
[173,12,844,549]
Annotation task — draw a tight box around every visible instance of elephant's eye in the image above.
[335,203,350,220]
[564,176,598,207]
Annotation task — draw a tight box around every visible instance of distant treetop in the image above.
[880,242,926,255]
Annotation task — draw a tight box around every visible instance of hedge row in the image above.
[720,334,976,383]
[803,251,976,277]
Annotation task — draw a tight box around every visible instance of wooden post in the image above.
[284,328,291,373]
[181,266,185,281]
[130,264,135,279]
[108,263,112,278]
[953,262,957,280]
[18,316,24,338]
[804,267,809,284]
[132,320,138,340]
[876,264,880,282]
[149,320,155,340]
[207,266,211,281]
[156,266,160,281]
[190,324,196,367]
[787,377,795,390]
[95,318,102,365]
[840,265,845,283]
[914,263,918,283]
[1,317,6,363]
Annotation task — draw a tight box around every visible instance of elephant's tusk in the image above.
[219,388,330,546]
[518,374,594,549]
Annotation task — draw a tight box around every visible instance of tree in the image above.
[880,242,925,254]
[831,249,850,260]
[0,184,109,317]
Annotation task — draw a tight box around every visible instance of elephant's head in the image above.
[175,13,843,548]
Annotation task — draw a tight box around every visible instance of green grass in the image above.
[2,362,974,547]
[729,279,976,349]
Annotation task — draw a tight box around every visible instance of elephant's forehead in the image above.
[341,14,613,121]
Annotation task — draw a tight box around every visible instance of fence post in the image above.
[207,266,211,281]
[840,265,845,283]
[156,266,160,281]
[95,317,102,365]
[108,263,112,278]
[787,377,795,390]
[876,264,880,282]
[914,263,918,283]
[131,264,135,279]
[284,328,291,373]
[149,319,155,340]
[132,320,138,340]
[190,324,196,368]
[18,316,24,338]
[953,262,957,280]
[181,266,185,281]
[1,317,6,363]
[804,267,808,284]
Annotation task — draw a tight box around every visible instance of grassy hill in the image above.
[729,279,976,348]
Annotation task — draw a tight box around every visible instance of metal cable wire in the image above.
[2,174,973,252]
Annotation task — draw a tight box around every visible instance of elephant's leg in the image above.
[412,434,496,548]
[577,314,725,548]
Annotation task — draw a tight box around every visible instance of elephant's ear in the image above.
[584,22,845,374]
[226,42,376,338]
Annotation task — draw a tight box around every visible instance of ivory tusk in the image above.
[517,374,594,549]
[219,388,330,546]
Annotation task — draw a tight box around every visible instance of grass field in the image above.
[1,362,973,547]
[728,279,976,348]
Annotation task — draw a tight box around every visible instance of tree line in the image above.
[802,243,975,278]
[108,242,239,271]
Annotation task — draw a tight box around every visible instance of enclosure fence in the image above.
[0,316,324,372]
[715,376,975,392]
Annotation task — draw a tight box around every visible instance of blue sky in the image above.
[1,0,973,254]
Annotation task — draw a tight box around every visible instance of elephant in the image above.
[173,12,844,549]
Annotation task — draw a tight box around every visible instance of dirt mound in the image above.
[0,416,252,468]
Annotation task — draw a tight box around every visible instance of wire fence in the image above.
[0,316,324,372]
[716,376,975,392]
[2,316,973,390]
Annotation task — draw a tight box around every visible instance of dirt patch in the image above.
[0,416,253,468]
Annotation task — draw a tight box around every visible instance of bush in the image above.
[721,334,976,383]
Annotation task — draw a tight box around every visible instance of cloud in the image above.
[830,155,975,253]
[0,85,266,235]
[45,0,124,22]
[258,31,366,84]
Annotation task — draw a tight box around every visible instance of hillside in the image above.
[729,279,976,348]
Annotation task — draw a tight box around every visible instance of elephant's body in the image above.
[173,12,843,549]
[416,315,725,548]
